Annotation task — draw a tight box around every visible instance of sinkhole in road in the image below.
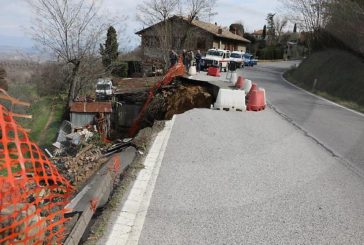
[113,79,219,137]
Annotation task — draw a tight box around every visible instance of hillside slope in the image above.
[286,49,364,108]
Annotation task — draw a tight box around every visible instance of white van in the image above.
[229,51,244,68]
[96,79,113,99]
[201,49,231,72]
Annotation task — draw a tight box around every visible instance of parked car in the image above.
[229,51,244,68]
[201,49,231,72]
[243,53,258,67]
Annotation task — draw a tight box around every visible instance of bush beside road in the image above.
[284,49,364,113]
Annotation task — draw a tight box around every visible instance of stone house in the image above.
[136,16,250,68]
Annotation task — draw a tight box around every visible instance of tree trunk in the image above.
[67,61,81,106]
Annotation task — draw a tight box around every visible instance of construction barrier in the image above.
[214,89,246,111]
[229,72,238,84]
[247,83,258,99]
[207,67,221,77]
[243,79,252,94]
[247,86,266,111]
[188,66,197,76]
[235,76,244,89]
[0,104,73,244]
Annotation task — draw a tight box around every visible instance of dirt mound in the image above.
[165,85,213,119]
[141,84,213,128]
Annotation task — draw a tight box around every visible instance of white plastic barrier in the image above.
[188,66,197,75]
[259,88,267,105]
[243,79,252,94]
[230,72,238,84]
[214,88,246,111]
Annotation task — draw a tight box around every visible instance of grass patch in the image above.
[7,82,66,147]
[284,49,364,114]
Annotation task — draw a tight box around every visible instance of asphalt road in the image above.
[138,109,364,244]
[190,61,364,174]
[106,61,364,244]
[241,62,364,175]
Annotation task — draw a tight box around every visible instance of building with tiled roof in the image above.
[136,16,250,68]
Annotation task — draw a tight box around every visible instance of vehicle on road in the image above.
[243,53,258,67]
[96,78,113,100]
[229,51,244,68]
[201,49,231,72]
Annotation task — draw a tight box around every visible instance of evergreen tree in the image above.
[100,26,119,69]
[293,23,297,33]
[266,13,276,37]
[262,25,267,40]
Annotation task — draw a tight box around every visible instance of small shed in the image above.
[70,102,112,128]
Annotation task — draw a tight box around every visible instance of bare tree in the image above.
[27,0,113,105]
[326,0,364,55]
[137,0,180,26]
[274,15,289,43]
[280,0,330,32]
[183,0,217,21]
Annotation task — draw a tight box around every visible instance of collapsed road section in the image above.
[0,55,268,244]
[0,59,224,244]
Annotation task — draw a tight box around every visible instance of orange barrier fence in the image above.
[0,103,73,244]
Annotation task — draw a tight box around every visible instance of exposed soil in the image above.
[141,83,214,128]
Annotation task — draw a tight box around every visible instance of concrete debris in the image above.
[55,143,107,189]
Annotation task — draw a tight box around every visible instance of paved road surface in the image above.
[138,109,364,244]
[191,62,364,175]
[104,61,364,244]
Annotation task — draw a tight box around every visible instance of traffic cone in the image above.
[235,76,244,89]
[247,88,266,111]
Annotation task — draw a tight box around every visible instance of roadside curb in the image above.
[280,73,364,117]
[105,116,176,245]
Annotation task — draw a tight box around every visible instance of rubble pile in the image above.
[55,144,107,189]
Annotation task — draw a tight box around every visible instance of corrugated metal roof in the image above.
[70,102,112,113]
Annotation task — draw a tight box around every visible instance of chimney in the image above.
[218,28,223,34]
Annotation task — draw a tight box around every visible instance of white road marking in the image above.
[280,73,364,117]
[105,116,176,245]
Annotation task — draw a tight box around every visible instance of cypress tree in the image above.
[293,23,297,33]
[262,25,267,40]
[100,26,119,69]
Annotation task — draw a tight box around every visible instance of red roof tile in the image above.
[70,102,112,113]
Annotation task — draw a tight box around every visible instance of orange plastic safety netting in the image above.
[0,104,74,244]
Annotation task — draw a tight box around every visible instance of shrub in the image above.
[110,62,128,77]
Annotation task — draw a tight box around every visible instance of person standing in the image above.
[189,50,194,67]
[182,49,188,70]
[185,50,191,70]
[195,50,202,72]
[169,50,177,67]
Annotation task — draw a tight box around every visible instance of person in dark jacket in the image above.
[195,50,202,72]
[182,49,188,69]
[169,50,178,67]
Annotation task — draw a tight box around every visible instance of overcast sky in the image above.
[0,0,283,51]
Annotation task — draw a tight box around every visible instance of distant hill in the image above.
[0,45,46,61]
